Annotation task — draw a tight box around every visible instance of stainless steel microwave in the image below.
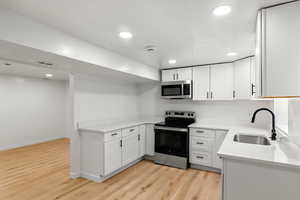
[161,80,192,99]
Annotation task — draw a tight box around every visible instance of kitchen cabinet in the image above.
[79,125,146,182]
[122,131,139,166]
[138,125,146,157]
[192,66,210,100]
[145,124,155,156]
[190,128,227,170]
[233,58,251,99]
[213,130,227,169]
[104,138,122,175]
[161,68,192,82]
[256,1,300,97]
[210,63,234,100]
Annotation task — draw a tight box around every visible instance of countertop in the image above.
[218,127,300,170]
[77,117,162,133]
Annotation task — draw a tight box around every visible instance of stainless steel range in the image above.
[154,111,195,169]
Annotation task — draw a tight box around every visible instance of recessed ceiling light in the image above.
[213,5,232,16]
[168,59,177,65]
[45,73,53,78]
[227,52,237,56]
[119,32,133,39]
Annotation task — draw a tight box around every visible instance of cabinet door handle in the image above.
[233,90,236,98]
[206,92,209,99]
[111,133,118,136]
[251,84,256,96]
[196,142,204,145]
[138,134,140,141]
[196,130,204,133]
[173,74,175,80]
[211,92,213,99]
[120,140,122,147]
[129,129,135,132]
[176,73,179,80]
[196,156,204,159]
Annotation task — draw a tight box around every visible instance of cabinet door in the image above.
[210,63,234,100]
[145,124,155,156]
[213,131,227,169]
[177,68,192,81]
[234,58,251,99]
[193,66,210,100]
[122,132,139,166]
[161,69,176,82]
[262,2,300,97]
[139,125,146,157]
[104,139,122,176]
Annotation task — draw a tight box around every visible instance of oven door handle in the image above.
[154,126,188,133]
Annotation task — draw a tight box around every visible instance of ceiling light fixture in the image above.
[45,73,53,78]
[227,52,237,56]
[168,59,177,65]
[119,32,133,39]
[213,5,232,16]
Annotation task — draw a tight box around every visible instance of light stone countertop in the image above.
[77,117,162,133]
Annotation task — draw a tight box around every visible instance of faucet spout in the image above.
[251,108,276,140]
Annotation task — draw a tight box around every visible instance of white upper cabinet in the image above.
[161,70,176,82]
[193,66,210,100]
[177,68,192,81]
[161,68,192,82]
[234,58,251,99]
[210,63,234,100]
[257,1,300,97]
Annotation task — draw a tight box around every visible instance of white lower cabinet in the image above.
[104,139,122,176]
[145,124,155,156]
[139,125,146,157]
[190,128,227,170]
[80,124,148,182]
[122,131,139,166]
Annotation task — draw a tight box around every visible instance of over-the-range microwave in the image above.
[161,80,192,99]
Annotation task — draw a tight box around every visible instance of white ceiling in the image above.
[0,0,290,68]
[0,40,157,83]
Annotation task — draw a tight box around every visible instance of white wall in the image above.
[288,99,300,147]
[274,99,289,132]
[74,76,140,124]
[0,74,68,150]
[138,84,274,129]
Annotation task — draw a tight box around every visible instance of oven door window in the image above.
[155,129,188,157]
[161,85,182,96]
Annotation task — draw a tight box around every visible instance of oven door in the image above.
[154,126,188,157]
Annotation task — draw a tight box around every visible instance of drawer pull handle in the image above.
[129,129,135,132]
[196,142,204,145]
[196,156,204,159]
[196,130,204,133]
[111,133,118,136]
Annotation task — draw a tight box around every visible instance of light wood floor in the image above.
[0,138,221,200]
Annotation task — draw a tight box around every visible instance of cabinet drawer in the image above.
[190,152,212,166]
[190,137,212,152]
[104,130,122,142]
[122,126,138,137]
[190,128,215,138]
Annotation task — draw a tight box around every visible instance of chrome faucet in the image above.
[251,108,277,141]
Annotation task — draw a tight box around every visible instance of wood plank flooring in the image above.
[0,138,221,200]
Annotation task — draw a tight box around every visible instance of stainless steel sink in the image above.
[233,134,271,145]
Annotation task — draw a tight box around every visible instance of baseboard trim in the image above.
[190,164,221,173]
[0,136,67,151]
[80,158,143,183]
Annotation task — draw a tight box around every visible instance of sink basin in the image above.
[233,134,271,146]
